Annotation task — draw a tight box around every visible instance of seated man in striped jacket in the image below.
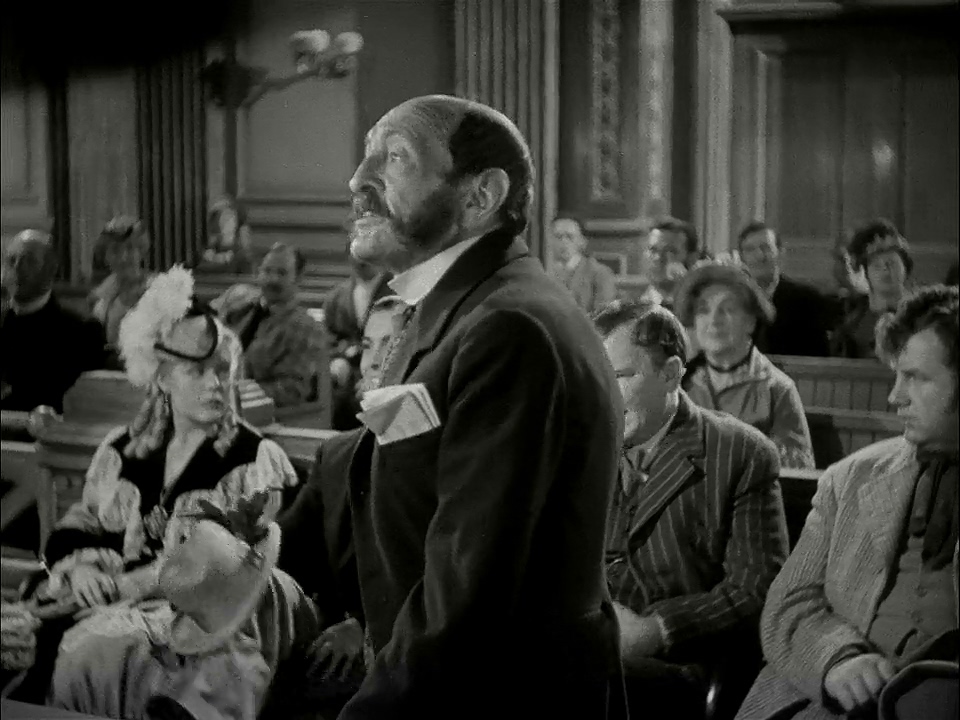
[595,299,789,718]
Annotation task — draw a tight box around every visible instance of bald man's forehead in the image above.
[365,101,461,168]
[6,234,50,258]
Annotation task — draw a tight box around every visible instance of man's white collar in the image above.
[388,235,484,306]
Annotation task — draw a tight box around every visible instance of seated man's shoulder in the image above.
[824,436,911,490]
[589,256,616,278]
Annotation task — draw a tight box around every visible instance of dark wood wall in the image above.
[728,11,959,288]
[3,1,957,291]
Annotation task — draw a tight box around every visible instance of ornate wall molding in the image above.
[590,0,622,202]
[638,0,673,213]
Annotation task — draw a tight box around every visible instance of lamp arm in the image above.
[240,65,325,108]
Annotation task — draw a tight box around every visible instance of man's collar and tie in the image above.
[387,235,484,306]
[372,235,484,389]
[621,401,679,494]
[911,445,959,569]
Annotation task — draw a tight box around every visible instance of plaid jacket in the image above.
[219,287,330,409]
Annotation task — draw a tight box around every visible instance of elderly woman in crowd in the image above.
[6,266,314,718]
[88,216,154,365]
[677,262,815,470]
[832,219,913,359]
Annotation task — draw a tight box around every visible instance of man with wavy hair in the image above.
[739,285,959,720]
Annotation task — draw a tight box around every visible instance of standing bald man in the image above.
[1,230,105,413]
[326,96,625,718]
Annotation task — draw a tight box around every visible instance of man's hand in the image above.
[824,652,896,712]
[70,565,119,608]
[330,358,353,388]
[613,602,664,666]
[306,617,365,683]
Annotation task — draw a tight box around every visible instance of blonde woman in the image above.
[11,267,313,718]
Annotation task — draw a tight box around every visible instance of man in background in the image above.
[1,229,105,414]
[737,221,832,356]
[323,245,392,429]
[215,242,329,410]
[643,217,701,309]
[550,216,618,315]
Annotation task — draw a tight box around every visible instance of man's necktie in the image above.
[376,303,417,389]
[621,447,646,495]
[911,448,959,569]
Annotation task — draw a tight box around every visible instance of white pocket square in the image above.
[357,383,441,445]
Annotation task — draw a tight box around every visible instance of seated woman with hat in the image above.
[6,266,319,718]
[676,261,816,470]
[88,216,155,367]
[832,219,913,359]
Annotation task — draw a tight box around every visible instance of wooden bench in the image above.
[779,467,820,549]
[805,406,901,468]
[768,355,895,412]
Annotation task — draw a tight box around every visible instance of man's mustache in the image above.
[351,191,390,220]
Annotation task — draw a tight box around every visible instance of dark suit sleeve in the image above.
[53,315,106,404]
[277,429,364,626]
[644,431,789,655]
[343,309,566,714]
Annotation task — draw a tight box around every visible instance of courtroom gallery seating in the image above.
[768,355,899,467]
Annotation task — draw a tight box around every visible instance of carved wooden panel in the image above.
[729,19,958,288]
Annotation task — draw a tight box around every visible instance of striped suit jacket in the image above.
[607,391,789,660]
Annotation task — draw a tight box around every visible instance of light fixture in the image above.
[202,30,364,109]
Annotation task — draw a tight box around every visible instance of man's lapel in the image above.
[629,393,704,540]
[394,228,530,384]
[857,439,918,568]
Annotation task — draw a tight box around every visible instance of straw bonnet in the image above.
[158,493,280,656]
[673,261,776,329]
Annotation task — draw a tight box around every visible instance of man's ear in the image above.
[661,355,684,391]
[462,167,510,227]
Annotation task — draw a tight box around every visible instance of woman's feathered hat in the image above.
[118,265,220,387]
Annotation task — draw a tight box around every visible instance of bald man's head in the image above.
[2,229,58,303]
[348,94,534,272]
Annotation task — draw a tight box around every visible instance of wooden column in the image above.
[136,49,208,271]
[67,70,139,284]
[692,0,734,255]
[454,0,559,264]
